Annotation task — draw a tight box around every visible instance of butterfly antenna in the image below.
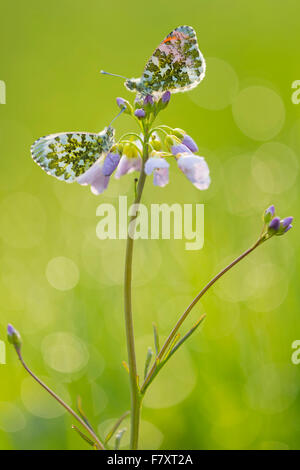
[100,70,128,80]
[108,107,126,127]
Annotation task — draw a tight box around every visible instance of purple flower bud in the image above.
[282,216,293,228]
[171,144,192,156]
[144,94,154,106]
[134,108,146,119]
[161,91,171,104]
[268,216,281,232]
[7,324,22,350]
[264,205,275,223]
[116,97,126,109]
[284,224,293,233]
[102,152,120,176]
[181,135,198,153]
[265,205,275,217]
[7,324,15,336]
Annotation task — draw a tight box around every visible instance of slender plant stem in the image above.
[141,238,262,393]
[15,350,105,450]
[124,130,149,450]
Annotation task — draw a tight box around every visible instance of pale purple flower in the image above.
[145,157,169,187]
[177,153,210,190]
[102,152,120,176]
[284,224,293,233]
[114,154,142,179]
[161,91,171,104]
[77,162,110,195]
[134,108,146,118]
[171,144,192,155]
[7,323,22,349]
[182,135,198,153]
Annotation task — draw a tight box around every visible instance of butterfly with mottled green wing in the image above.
[101,25,205,98]
[31,127,115,183]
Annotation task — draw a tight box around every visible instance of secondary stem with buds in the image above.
[15,349,105,450]
[124,128,149,450]
[141,237,263,393]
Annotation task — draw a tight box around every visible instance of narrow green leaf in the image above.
[114,428,127,450]
[168,314,206,360]
[76,396,96,433]
[105,411,130,444]
[72,425,97,448]
[163,333,180,361]
[144,347,153,379]
[153,323,160,355]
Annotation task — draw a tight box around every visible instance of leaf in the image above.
[168,314,206,360]
[122,361,129,373]
[114,428,127,450]
[153,323,160,355]
[104,411,130,444]
[72,425,98,449]
[76,396,96,433]
[144,347,153,379]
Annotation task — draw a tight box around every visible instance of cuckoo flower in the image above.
[145,156,169,187]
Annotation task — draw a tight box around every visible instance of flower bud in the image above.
[275,216,294,236]
[268,216,281,234]
[264,205,275,224]
[134,108,146,119]
[181,135,198,153]
[102,152,120,176]
[171,128,185,139]
[123,143,139,159]
[151,139,162,151]
[116,97,132,115]
[164,135,180,152]
[7,324,22,351]
[161,91,171,104]
[171,144,192,156]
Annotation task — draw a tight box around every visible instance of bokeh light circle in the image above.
[189,57,239,110]
[0,402,26,432]
[251,142,298,194]
[0,192,46,248]
[232,86,285,140]
[21,376,71,419]
[46,256,79,291]
[42,332,89,373]
[244,363,299,414]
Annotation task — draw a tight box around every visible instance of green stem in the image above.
[141,238,262,393]
[124,129,149,450]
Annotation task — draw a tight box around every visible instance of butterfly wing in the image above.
[31,127,115,182]
[125,26,205,96]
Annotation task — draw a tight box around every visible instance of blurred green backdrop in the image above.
[0,0,300,450]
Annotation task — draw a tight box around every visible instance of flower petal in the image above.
[171,144,192,155]
[77,162,110,194]
[177,153,210,190]
[114,155,142,179]
[153,168,169,187]
[145,157,169,175]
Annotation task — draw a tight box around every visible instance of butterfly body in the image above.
[124,25,205,97]
[31,127,115,182]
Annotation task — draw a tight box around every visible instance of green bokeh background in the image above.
[0,0,300,450]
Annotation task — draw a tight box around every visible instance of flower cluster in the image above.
[77,93,210,194]
[263,205,293,237]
